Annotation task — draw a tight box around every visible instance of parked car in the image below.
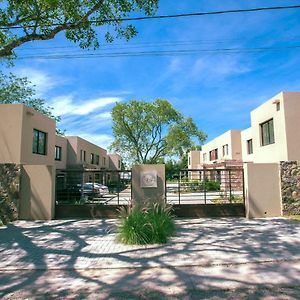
[56,183,108,203]
[84,183,109,197]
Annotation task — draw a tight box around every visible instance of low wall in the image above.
[173,203,245,218]
[55,203,245,219]
[55,204,127,219]
[0,164,21,224]
[280,161,300,215]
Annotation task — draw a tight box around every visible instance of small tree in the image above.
[0,0,159,58]
[0,71,63,134]
[110,99,207,164]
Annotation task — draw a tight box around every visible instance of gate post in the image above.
[131,164,165,207]
[244,163,282,218]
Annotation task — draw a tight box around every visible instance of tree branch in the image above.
[0,0,105,57]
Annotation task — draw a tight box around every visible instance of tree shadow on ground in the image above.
[0,218,300,299]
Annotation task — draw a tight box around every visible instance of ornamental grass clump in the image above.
[117,203,175,245]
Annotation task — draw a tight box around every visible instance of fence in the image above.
[166,168,245,205]
[55,169,131,206]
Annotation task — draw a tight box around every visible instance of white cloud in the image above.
[15,68,61,96]
[192,56,251,78]
[50,95,122,116]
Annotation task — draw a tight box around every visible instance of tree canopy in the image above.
[0,0,159,58]
[0,71,63,133]
[110,99,207,164]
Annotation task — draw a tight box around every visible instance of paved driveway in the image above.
[1,218,300,299]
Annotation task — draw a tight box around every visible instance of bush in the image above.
[117,203,175,245]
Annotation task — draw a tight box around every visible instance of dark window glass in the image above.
[55,146,62,161]
[261,119,275,146]
[247,139,253,154]
[90,153,95,164]
[209,149,218,161]
[222,144,228,156]
[32,129,47,155]
[96,155,100,165]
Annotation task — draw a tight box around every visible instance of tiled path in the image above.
[1,218,300,299]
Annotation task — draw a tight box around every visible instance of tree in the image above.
[110,99,207,164]
[0,71,63,133]
[0,0,159,58]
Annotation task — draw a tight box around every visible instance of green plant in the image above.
[117,203,175,245]
[212,193,244,204]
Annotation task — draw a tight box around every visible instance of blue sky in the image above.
[3,0,300,149]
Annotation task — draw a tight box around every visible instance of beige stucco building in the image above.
[0,104,122,220]
[189,91,300,168]
[188,130,243,170]
[241,92,300,163]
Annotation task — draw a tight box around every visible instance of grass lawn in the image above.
[287,215,300,221]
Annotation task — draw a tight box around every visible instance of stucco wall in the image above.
[108,154,121,170]
[244,163,282,218]
[188,150,201,169]
[241,127,254,163]
[66,136,108,169]
[19,165,55,220]
[0,104,56,166]
[132,164,165,206]
[249,92,288,163]
[283,92,300,160]
[0,164,20,224]
[0,105,23,163]
[20,106,56,165]
[201,130,242,164]
[55,135,67,170]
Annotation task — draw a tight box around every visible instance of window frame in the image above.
[209,149,218,161]
[247,139,253,155]
[55,145,62,161]
[32,129,47,155]
[260,118,275,146]
[90,153,95,164]
[222,144,229,157]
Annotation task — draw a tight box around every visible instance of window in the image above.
[276,102,280,111]
[103,157,106,166]
[118,160,121,169]
[96,155,100,165]
[203,153,207,162]
[90,153,95,164]
[209,149,218,161]
[260,119,275,146]
[80,150,86,162]
[222,144,229,156]
[55,146,62,161]
[247,139,253,154]
[32,129,47,155]
[188,157,191,165]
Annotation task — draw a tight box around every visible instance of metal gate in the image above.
[55,169,132,206]
[166,168,245,205]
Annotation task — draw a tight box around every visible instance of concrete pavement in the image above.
[1,218,300,299]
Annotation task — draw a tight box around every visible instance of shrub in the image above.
[117,203,175,245]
